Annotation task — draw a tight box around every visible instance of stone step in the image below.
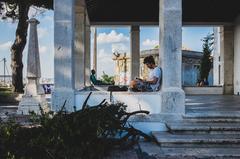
[184,112,240,119]
[167,122,240,134]
[139,141,240,159]
[151,131,240,147]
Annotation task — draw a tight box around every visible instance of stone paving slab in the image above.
[104,148,139,159]
[139,142,240,159]
[152,131,240,144]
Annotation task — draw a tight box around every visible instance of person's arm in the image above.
[144,77,158,84]
[144,67,161,84]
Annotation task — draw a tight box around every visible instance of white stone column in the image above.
[213,27,221,86]
[52,0,76,111]
[85,20,91,86]
[234,16,240,95]
[74,9,85,89]
[221,26,234,95]
[130,25,140,80]
[219,27,224,86]
[18,18,48,114]
[159,0,185,115]
[93,27,97,75]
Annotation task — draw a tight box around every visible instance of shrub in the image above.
[0,93,153,159]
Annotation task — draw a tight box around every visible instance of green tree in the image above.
[199,33,214,81]
[101,72,115,85]
[0,1,53,93]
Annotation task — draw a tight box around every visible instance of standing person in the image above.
[130,55,162,92]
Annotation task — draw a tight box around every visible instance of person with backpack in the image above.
[130,55,162,92]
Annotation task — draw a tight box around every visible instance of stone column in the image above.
[213,27,221,86]
[93,27,97,75]
[52,0,76,111]
[219,27,224,86]
[221,26,234,95]
[18,18,48,114]
[74,9,85,89]
[159,0,185,115]
[85,21,91,86]
[130,25,140,80]
[234,16,240,95]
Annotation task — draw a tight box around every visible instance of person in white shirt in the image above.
[130,55,162,92]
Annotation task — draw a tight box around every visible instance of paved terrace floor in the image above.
[186,95,240,117]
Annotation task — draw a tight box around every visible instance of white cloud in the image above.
[97,49,115,77]
[41,15,53,22]
[38,28,48,39]
[98,49,112,59]
[142,39,158,48]
[97,30,129,44]
[111,43,128,53]
[28,7,48,18]
[28,7,39,18]
[0,41,12,50]
[39,45,47,54]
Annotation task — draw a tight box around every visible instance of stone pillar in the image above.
[93,27,97,75]
[234,16,240,95]
[52,0,76,111]
[213,27,221,86]
[130,25,140,80]
[159,0,185,115]
[18,18,48,114]
[221,26,234,95]
[219,27,224,86]
[85,22,91,86]
[74,9,85,89]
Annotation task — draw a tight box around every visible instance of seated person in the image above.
[130,55,162,92]
[90,69,113,85]
[90,69,103,85]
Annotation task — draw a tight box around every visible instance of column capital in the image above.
[131,25,140,32]
[28,18,40,25]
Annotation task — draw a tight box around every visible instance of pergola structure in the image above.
[53,0,240,128]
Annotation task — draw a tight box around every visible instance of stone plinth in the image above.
[18,18,49,115]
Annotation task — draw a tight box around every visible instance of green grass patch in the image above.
[0,87,12,97]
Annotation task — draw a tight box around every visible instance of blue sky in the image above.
[0,10,213,79]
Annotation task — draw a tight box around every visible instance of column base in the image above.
[161,87,185,115]
[17,94,49,115]
[52,88,75,112]
[223,84,234,95]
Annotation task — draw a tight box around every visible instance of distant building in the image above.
[112,48,213,86]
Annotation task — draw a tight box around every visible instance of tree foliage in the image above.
[199,33,214,81]
[101,72,115,85]
[0,93,154,159]
[0,0,53,93]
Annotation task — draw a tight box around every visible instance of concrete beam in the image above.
[89,22,234,27]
